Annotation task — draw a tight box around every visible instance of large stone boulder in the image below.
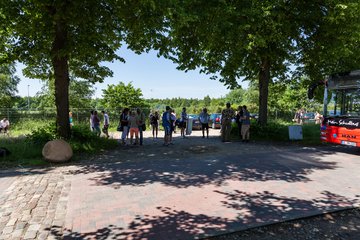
[42,139,73,163]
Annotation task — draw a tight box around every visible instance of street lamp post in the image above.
[27,84,30,110]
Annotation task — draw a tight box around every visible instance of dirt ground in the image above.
[102,128,360,240]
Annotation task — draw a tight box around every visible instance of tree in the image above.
[0,63,20,108]
[101,82,147,110]
[157,1,360,125]
[225,88,245,106]
[0,1,168,138]
[36,78,94,109]
[267,77,322,114]
[296,1,360,81]
[158,1,300,125]
[203,95,211,107]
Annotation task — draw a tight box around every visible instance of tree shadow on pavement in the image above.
[0,168,52,179]
[48,190,360,239]
[66,147,340,189]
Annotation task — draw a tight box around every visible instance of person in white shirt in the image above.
[0,118,10,133]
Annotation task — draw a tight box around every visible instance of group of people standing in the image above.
[158,106,194,146]
[90,110,110,138]
[118,108,145,145]
[221,102,251,142]
[85,103,252,145]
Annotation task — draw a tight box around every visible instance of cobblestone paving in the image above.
[0,171,70,239]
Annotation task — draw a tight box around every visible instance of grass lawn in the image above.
[231,120,321,145]
[0,121,119,169]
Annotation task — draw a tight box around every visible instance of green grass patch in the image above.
[231,120,321,145]
[0,137,46,168]
[0,122,118,169]
[10,119,53,136]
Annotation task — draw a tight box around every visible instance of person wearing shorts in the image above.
[162,106,171,146]
[129,110,140,145]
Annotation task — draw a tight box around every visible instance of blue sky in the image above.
[16,46,247,99]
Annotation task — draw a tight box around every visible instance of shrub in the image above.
[250,121,289,141]
[231,120,321,144]
[71,124,98,142]
[26,122,58,145]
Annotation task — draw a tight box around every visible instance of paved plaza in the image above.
[0,130,360,239]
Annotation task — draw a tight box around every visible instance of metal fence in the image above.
[0,108,152,125]
[1,108,297,126]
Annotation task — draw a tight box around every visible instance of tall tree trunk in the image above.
[258,57,270,126]
[51,11,70,139]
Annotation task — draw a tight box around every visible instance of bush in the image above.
[250,121,289,141]
[69,123,118,153]
[231,120,321,144]
[26,122,58,145]
[71,124,98,142]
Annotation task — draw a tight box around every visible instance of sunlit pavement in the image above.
[0,129,360,239]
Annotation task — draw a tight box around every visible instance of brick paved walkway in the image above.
[1,132,360,239]
[0,170,70,239]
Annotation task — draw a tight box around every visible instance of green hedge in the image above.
[231,120,321,144]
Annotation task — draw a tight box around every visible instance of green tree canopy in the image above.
[225,88,245,106]
[0,0,168,138]
[36,78,94,109]
[0,63,20,108]
[101,82,147,110]
[156,0,360,125]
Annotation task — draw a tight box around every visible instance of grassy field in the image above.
[0,120,118,169]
